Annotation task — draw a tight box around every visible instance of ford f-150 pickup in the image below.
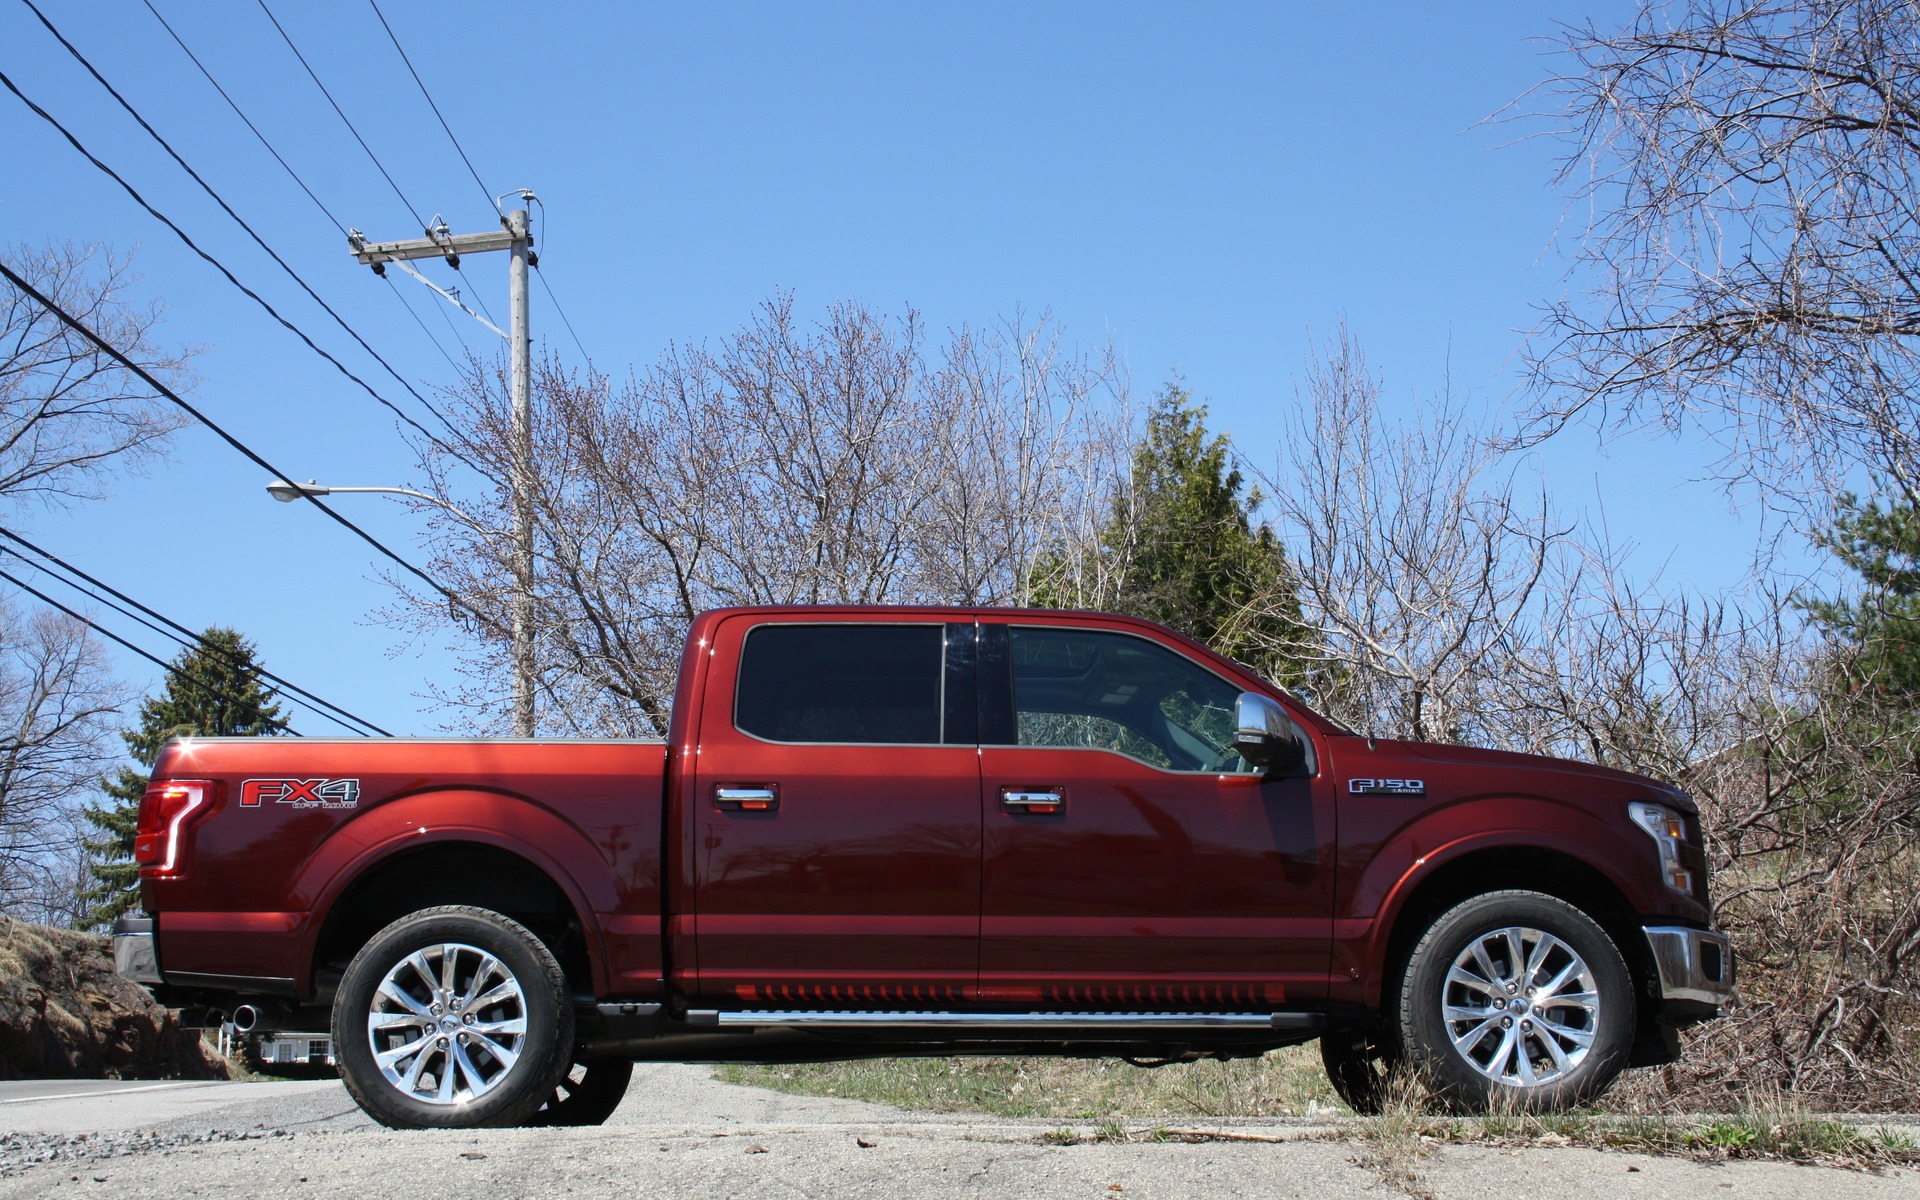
[112,606,1732,1127]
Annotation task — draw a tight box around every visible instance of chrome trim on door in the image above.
[1000,788,1063,812]
[714,786,778,811]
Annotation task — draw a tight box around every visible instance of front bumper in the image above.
[1643,924,1733,1007]
[112,914,161,985]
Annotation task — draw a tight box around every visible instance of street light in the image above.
[265,479,475,524]
[264,478,526,734]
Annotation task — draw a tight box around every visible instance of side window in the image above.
[735,624,944,744]
[1007,627,1256,773]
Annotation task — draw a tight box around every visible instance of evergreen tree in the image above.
[1037,382,1310,684]
[78,629,287,928]
[1802,491,1920,702]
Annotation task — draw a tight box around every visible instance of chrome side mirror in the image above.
[1233,692,1311,775]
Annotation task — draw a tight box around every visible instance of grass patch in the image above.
[716,1047,1920,1172]
[714,1044,1340,1119]
[1419,1107,1920,1170]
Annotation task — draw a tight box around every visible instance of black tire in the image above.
[332,905,575,1129]
[1397,890,1634,1113]
[1319,1026,1401,1115]
[531,1057,634,1126]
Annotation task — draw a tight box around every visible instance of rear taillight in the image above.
[134,780,213,874]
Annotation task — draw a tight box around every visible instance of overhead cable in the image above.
[0,257,491,635]
[140,0,480,384]
[385,276,463,374]
[0,64,493,482]
[366,0,494,215]
[0,529,391,736]
[527,196,593,364]
[11,5,482,466]
[254,0,425,231]
[137,0,347,236]
[0,567,307,738]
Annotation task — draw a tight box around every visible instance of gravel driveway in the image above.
[2,1066,1915,1198]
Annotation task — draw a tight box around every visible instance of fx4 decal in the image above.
[240,778,362,810]
[1348,778,1425,796]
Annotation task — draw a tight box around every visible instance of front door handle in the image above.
[715,785,778,811]
[1001,788,1063,814]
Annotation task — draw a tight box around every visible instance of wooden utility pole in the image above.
[349,207,537,735]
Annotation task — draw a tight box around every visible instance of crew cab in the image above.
[113,606,1732,1127]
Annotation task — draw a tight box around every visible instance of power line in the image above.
[366,0,493,215]
[0,567,307,738]
[0,257,490,636]
[18,3,470,443]
[255,0,424,231]
[139,0,478,386]
[453,262,499,327]
[386,275,462,375]
[0,529,391,736]
[527,196,592,364]
[138,0,345,236]
[0,63,492,482]
[361,0,505,337]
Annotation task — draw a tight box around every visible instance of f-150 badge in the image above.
[1348,778,1425,796]
[240,778,362,809]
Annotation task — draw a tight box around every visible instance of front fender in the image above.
[1338,795,1658,1008]
[290,789,617,996]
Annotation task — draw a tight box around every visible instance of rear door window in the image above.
[734,623,946,744]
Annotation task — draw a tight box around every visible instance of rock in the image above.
[0,917,226,1081]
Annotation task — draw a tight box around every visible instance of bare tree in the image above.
[1525,0,1920,508]
[1247,326,1560,742]
[397,295,1125,735]
[1,242,191,507]
[0,242,190,923]
[1254,321,1920,1107]
[0,601,126,923]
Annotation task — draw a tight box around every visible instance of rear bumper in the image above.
[112,915,161,985]
[1643,924,1734,1008]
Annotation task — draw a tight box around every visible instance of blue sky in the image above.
[1,0,1792,736]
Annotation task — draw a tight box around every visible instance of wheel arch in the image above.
[1370,844,1658,1024]
[307,837,601,1005]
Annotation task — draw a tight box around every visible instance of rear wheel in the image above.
[1319,1026,1401,1115]
[332,906,574,1129]
[531,1057,634,1125]
[1397,890,1634,1112]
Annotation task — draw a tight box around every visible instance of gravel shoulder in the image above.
[3,1065,1916,1198]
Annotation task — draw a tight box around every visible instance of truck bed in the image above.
[143,737,669,998]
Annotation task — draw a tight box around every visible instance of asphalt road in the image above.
[2,1067,1916,1199]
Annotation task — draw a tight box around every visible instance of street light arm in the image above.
[265,480,476,525]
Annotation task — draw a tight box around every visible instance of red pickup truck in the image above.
[112,606,1731,1127]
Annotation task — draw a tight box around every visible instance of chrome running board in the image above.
[686,1010,1323,1030]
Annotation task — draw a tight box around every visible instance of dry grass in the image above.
[715,1044,1341,1119]
[718,1050,1920,1174]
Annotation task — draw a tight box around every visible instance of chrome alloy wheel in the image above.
[365,941,529,1107]
[1441,926,1599,1088]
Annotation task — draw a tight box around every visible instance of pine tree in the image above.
[1036,382,1310,684]
[77,629,287,928]
[1803,491,1920,702]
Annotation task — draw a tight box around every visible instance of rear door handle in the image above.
[714,785,778,811]
[1001,788,1063,814]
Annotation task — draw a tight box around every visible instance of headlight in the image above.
[1628,801,1695,895]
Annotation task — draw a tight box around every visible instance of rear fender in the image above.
[293,789,615,996]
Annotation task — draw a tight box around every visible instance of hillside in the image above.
[0,917,225,1080]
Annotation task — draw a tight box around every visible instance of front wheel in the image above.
[332,906,575,1129]
[1397,890,1634,1112]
